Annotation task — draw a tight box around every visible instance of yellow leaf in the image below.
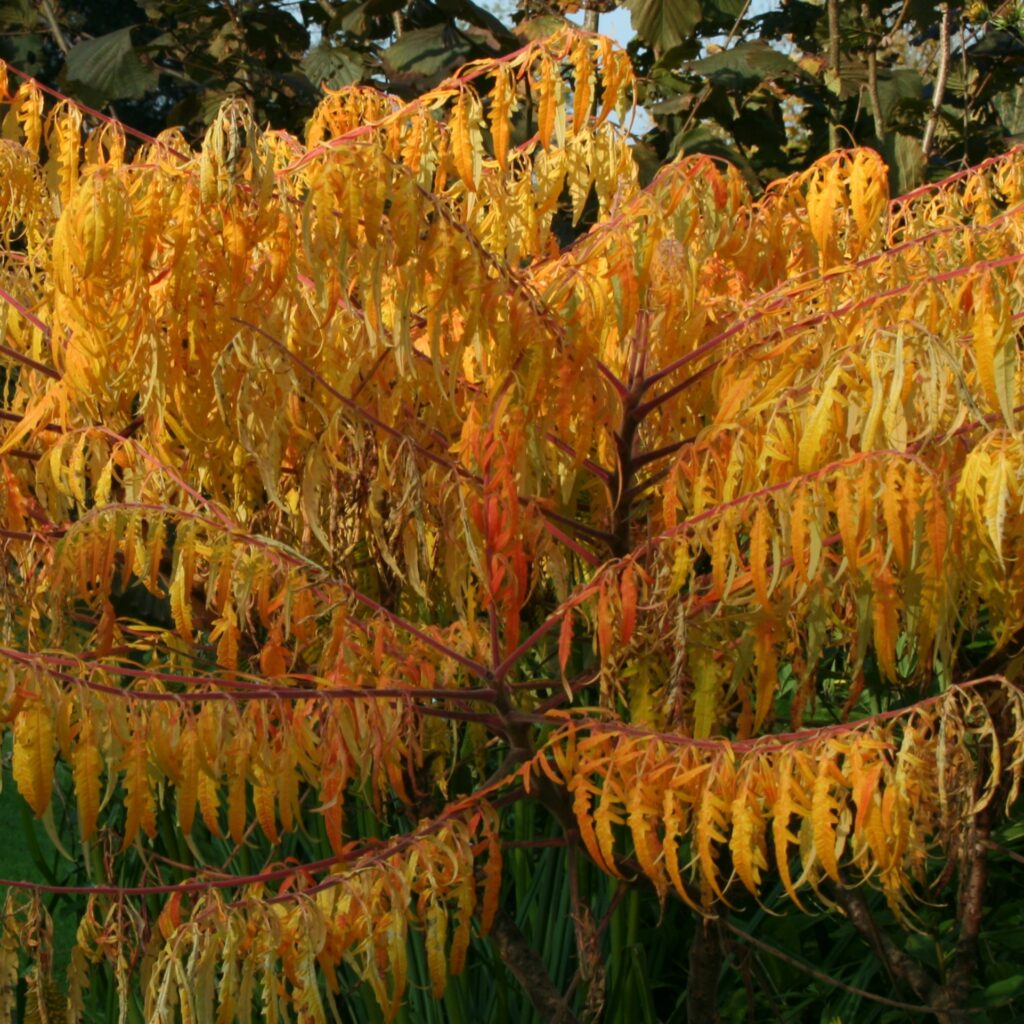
[692,649,721,740]
[177,727,199,836]
[833,471,860,571]
[798,367,842,473]
[227,735,250,845]
[253,761,279,844]
[72,735,103,842]
[558,607,574,676]
[711,518,731,600]
[872,567,899,681]
[983,450,1010,564]
[804,160,842,267]
[424,901,447,998]
[213,606,240,672]
[451,93,481,193]
[120,733,155,851]
[198,768,222,838]
[973,272,1017,427]
[749,504,770,608]
[695,784,729,902]
[753,620,777,732]
[594,775,625,878]
[572,779,615,877]
[489,68,514,171]
[790,488,809,583]
[627,775,666,898]
[811,761,843,883]
[537,57,559,150]
[571,41,593,135]
[770,755,810,911]
[848,149,887,245]
[730,778,767,896]
[883,461,908,570]
[14,702,54,817]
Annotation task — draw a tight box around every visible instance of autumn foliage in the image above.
[1,27,1024,1021]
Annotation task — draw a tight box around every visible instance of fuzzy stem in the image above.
[922,2,952,158]
[490,909,580,1023]
[940,810,991,1021]
[827,0,841,150]
[862,4,885,142]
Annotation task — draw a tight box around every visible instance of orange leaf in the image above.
[619,565,637,645]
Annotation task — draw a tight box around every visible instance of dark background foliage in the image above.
[2,0,1023,188]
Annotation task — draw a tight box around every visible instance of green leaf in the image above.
[339,0,402,36]
[685,41,802,89]
[65,27,158,101]
[875,68,925,125]
[704,0,747,17]
[382,24,472,82]
[889,131,925,194]
[302,41,364,90]
[992,81,1024,136]
[668,124,760,189]
[626,0,702,53]
[979,975,1024,1006]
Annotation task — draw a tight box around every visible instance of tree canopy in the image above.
[2,7,1024,1024]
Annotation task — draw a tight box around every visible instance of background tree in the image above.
[0,0,520,136]
[3,0,1024,191]
[3,16,1024,1024]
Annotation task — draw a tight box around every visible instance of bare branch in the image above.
[830,883,937,1006]
[943,811,991,1017]
[720,919,937,1014]
[490,909,580,1024]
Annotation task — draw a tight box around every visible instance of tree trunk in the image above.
[687,920,721,1023]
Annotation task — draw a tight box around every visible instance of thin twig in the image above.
[720,919,937,1014]
[676,0,752,142]
[982,838,1024,866]
[38,0,70,54]
[880,0,914,46]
